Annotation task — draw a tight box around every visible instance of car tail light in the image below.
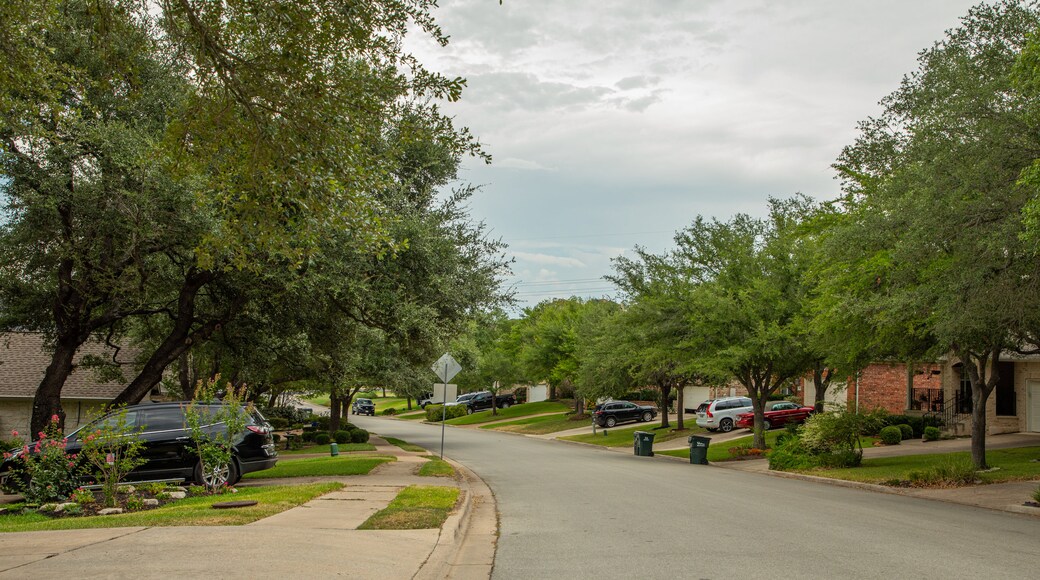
[706,409,713,418]
[246,425,269,435]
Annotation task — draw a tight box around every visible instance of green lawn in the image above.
[0,483,342,532]
[561,423,704,447]
[444,401,571,426]
[658,430,783,462]
[358,485,459,530]
[242,455,395,478]
[397,410,428,421]
[802,447,1040,485]
[383,437,427,453]
[418,457,454,477]
[279,443,376,455]
[481,413,584,434]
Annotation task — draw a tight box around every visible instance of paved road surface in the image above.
[352,416,1040,579]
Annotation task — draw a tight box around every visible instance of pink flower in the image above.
[50,414,59,422]
[10,430,17,437]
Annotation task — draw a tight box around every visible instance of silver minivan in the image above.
[695,397,753,433]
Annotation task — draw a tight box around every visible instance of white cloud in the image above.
[511,252,587,268]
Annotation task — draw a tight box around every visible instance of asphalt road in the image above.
[351,416,1040,579]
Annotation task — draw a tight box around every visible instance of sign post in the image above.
[431,353,462,459]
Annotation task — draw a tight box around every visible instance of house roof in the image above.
[0,332,137,400]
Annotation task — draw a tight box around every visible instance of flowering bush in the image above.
[78,406,147,508]
[7,416,81,504]
[69,487,95,505]
[185,376,250,494]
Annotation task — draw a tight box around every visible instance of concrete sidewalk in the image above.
[0,435,497,579]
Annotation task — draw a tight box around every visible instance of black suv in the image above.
[592,400,657,428]
[0,402,277,490]
[352,398,376,416]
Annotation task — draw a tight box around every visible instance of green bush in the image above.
[897,424,914,440]
[425,404,468,422]
[767,437,815,471]
[267,417,289,430]
[815,450,862,468]
[314,433,331,445]
[923,426,941,441]
[301,431,317,443]
[312,415,331,431]
[351,428,370,444]
[381,407,397,416]
[334,430,352,444]
[801,408,887,455]
[879,426,903,445]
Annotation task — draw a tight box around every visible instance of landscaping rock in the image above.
[168,491,187,500]
[143,499,159,507]
[98,508,124,515]
[54,502,78,513]
[39,503,58,512]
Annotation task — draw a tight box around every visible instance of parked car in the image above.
[592,400,657,428]
[0,402,277,491]
[352,398,376,416]
[695,396,753,433]
[417,393,434,408]
[446,391,517,414]
[735,401,814,430]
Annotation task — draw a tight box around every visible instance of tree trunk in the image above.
[30,339,78,436]
[178,351,192,399]
[748,384,769,450]
[329,394,342,433]
[574,397,585,417]
[970,390,988,469]
[659,382,671,429]
[676,384,685,430]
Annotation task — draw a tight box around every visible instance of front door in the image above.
[1028,381,1040,432]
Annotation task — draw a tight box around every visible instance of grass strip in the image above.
[0,483,342,533]
[383,437,427,453]
[561,423,704,447]
[243,455,395,479]
[279,443,376,455]
[358,485,459,530]
[480,413,583,434]
[802,446,1040,485]
[418,457,454,477]
[445,401,571,426]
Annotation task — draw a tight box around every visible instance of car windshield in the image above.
[357,399,372,405]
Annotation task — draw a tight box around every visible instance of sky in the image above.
[405,0,983,311]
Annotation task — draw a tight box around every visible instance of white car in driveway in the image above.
[695,396,753,433]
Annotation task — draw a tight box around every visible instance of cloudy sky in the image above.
[406,0,982,311]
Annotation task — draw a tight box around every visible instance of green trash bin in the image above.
[688,435,710,464]
[634,431,655,457]
[330,442,339,457]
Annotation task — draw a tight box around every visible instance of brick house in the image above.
[0,332,136,437]
[797,357,1040,435]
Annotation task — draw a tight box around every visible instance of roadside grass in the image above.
[562,423,704,447]
[803,447,1040,485]
[418,456,455,477]
[279,443,376,455]
[444,401,571,426]
[0,483,342,533]
[384,437,427,453]
[397,410,428,421]
[358,485,459,530]
[243,456,395,479]
[481,413,578,434]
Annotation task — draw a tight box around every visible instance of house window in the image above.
[957,365,973,414]
[996,362,1016,417]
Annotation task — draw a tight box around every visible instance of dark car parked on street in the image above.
[735,401,815,430]
[0,402,278,491]
[592,400,657,428]
[352,398,376,416]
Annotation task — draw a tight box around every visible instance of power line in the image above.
[510,278,606,287]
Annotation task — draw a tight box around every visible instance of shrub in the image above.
[311,415,331,431]
[79,406,147,508]
[768,437,815,471]
[425,404,468,422]
[815,450,862,468]
[9,415,81,503]
[0,433,24,453]
[267,417,289,430]
[301,431,317,443]
[879,426,903,445]
[62,503,83,516]
[381,407,397,416]
[185,377,251,494]
[907,458,976,487]
[69,487,95,505]
[801,408,886,455]
[314,433,331,445]
[288,437,304,450]
[897,424,914,440]
[124,494,145,511]
[334,430,352,444]
[351,428,370,444]
[923,426,941,441]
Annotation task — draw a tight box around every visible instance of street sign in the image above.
[431,353,462,383]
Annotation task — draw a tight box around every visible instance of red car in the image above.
[735,401,814,430]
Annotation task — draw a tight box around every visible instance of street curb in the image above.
[415,456,497,579]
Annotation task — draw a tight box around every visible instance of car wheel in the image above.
[641,411,653,422]
[719,418,734,433]
[763,420,771,431]
[466,407,473,415]
[195,458,239,488]
[501,401,510,409]
[605,416,617,428]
